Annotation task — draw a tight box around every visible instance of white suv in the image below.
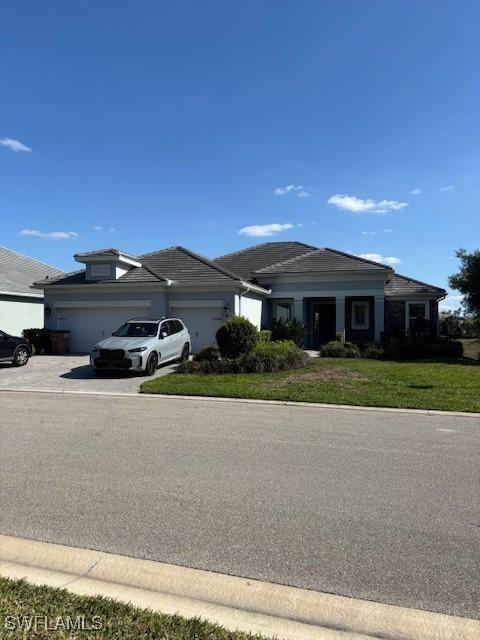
[90,318,191,375]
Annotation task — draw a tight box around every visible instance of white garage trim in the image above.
[168,300,224,308]
[53,300,151,309]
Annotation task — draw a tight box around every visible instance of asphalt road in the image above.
[1,391,479,619]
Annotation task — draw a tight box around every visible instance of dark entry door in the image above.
[312,303,336,346]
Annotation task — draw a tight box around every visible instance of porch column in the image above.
[293,297,304,324]
[374,295,385,343]
[335,296,345,340]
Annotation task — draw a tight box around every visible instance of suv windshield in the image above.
[113,322,158,337]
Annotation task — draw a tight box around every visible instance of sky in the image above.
[1,0,479,310]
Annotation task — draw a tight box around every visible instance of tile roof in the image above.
[253,247,391,275]
[74,248,140,261]
[215,242,316,279]
[385,273,446,297]
[0,246,64,296]
[36,246,245,287]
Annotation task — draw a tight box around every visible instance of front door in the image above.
[312,303,336,346]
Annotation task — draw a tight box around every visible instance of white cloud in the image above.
[362,231,379,236]
[409,188,422,195]
[328,194,409,214]
[0,137,32,152]
[440,185,455,191]
[92,225,104,232]
[439,294,463,311]
[238,223,295,237]
[19,229,79,240]
[274,185,311,198]
[357,253,401,266]
[109,227,116,232]
[383,228,393,233]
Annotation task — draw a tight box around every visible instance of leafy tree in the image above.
[449,249,480,317]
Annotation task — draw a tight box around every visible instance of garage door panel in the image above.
[57,307,150,353]
[170,306,223,353]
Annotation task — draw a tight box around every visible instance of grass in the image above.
[0,577,267,640]
[141,357,480,412]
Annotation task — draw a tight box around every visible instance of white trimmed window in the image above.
[406,301,429,332]
[351,301,369,329]
[273,302,292,322]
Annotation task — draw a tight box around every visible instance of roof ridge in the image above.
[391,272,445,291]
[175,246,242,281]
[215,241,316,261]
[324,247,394,270]
[132,261,169,283]
[0,245,63,273]
[253,248,321,273]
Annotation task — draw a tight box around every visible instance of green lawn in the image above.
[0,577,267,640]
[142,357,480,412]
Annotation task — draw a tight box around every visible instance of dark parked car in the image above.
[0,330,32,366]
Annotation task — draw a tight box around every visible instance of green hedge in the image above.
[177,340,308,374]
[216,316,258,359]
[321,340,360,358]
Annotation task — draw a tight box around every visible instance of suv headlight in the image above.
[128,347,148,353]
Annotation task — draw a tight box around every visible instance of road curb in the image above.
[1,387,479,418]
[0,535,478,640]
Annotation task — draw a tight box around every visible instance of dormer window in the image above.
[90,264,110,277]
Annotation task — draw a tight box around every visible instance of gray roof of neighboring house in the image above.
[0,246,64,297]
[35,246,246,287]
[252,247,391,275]
[385,273,446,298]
[215,242,317,279]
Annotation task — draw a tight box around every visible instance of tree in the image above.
[449,249,480,318]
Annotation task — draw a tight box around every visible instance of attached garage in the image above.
[169,301,224,353]
[55,302,151,353]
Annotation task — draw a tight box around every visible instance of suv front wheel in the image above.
[145,352,158,376]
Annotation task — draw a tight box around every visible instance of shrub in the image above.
[267,318,305,346]
[256,329,272,343]
[176,340,308,374]
[361,343,384,359]
[383,337,464,359]
[321,340,360,358]
[215,316,258,359]
[194,345,221,362]
[237,340,309,373]
[22,328,52,354]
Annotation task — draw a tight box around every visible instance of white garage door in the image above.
[56,306,151,353]
[170,305,223,353]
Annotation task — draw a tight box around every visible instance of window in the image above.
[273,302,292,322]
[113,322,158,337]
[351,301,369,329]
[406,302,428,332]
[90,264,110,276]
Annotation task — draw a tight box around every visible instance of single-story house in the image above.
[34,242,446,352]
[0,246,63,336]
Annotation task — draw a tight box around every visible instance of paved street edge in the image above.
[1,387,479,418]
[0,535,478,640]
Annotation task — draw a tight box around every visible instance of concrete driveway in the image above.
[0,355,175,393]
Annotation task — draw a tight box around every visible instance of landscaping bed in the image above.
[141,357,480,412]
[0,577,267,640]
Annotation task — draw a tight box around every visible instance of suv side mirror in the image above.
[160,331,168,339]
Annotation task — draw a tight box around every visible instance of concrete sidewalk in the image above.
[1,534,478,640]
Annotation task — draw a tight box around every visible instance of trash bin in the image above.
[49,331,70,355]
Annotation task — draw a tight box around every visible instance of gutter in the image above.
[0,289,44,299]
[240,281,271,296]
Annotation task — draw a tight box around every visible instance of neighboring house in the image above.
[0,246,64,336]
[34,242,445,353]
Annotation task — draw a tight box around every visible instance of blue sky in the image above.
[1,1,479,309]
